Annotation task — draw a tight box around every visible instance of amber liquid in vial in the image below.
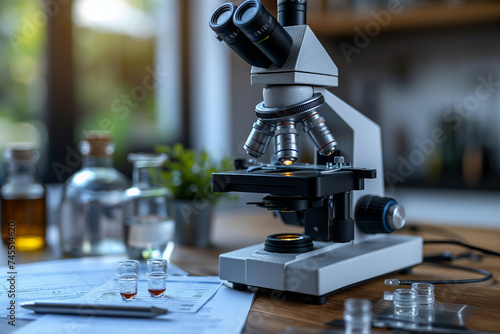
[1,197,46,251]
[148,288,166,297]
[120,292,137,300]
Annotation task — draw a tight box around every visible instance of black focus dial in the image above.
[355,195,406,234]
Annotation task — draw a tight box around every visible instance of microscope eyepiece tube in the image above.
[233,0,293,68]
[275,122,299,165]
[302,112,337,156]
[209,3,272,68]
[278,0,307,27]
[244,119,276,158]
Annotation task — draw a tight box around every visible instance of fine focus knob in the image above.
[355,195,406,234]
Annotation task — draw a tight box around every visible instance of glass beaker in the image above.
[124,153,174,260]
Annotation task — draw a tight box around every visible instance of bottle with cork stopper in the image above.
[59,132,130,256]
[1,142,47,251]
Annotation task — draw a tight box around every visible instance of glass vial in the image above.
[124,153,174,260]
[117,260,140,301]
[412,282,436,323]
[1,143,46,251]
[411,282,435,305]
[393,288,419,317]
[343,298,372,334]
[146,258,168,297]
[59,133,130,256]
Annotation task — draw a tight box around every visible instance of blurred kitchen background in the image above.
[1,0,499,227]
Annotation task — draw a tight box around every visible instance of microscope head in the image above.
[210,0,340,165]
[250,25,338,88]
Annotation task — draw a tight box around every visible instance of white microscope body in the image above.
[211,1,422,304]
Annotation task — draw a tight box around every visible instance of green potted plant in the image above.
[155,143,233,247]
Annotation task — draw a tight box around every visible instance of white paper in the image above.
[12,286,255,334]
[0,257,188,320]
[78,276,221,313]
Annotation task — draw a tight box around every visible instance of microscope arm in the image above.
[316,87,385,203]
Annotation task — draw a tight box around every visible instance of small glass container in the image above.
[60,133,130,256]
[411,282,435,305]
[393,288,419,317]
[124,153,174,260]
[343,298,372,334]
[146,259,168,297]
[412,282,436,323]
[117,260,140,301]
[1,143,46,251]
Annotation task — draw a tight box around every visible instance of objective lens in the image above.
[278,0,307,26]
[302,112,336,156]
[233,0,293,68]
[244,119,276,158]
[275,122,299,165]
[210,3,272,68]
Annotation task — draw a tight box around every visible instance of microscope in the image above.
[210,0,422,304]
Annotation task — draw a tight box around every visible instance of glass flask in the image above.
[124,153,174,260]
[59,133,130,256]
[1,143,46,251]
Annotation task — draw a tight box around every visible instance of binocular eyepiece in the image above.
[210,0,303,68]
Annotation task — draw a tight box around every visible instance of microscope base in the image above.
[219,234,422,301]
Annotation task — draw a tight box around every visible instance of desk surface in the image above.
[2,210,500,333]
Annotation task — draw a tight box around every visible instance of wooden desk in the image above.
[2,210,500,333]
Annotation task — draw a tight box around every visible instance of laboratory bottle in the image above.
[124,153,175,260]
[1,143,47,251]
[59,133,130,256]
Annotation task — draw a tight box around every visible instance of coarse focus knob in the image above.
[355,195,406,234]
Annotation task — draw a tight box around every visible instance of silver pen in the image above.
[21,302,169,318]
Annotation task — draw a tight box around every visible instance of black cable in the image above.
[406,224,467,242]
[386,239,498,286]
[393,261,493,285]
[423,240,500,257]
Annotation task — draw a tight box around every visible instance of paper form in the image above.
[79,276,221,313]
[12,285,256,334]
[0,257,187,320]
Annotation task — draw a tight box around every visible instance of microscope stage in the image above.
[219,234,422,300]
[213,167,376,197]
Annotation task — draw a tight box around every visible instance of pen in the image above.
[21,302,169,318]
